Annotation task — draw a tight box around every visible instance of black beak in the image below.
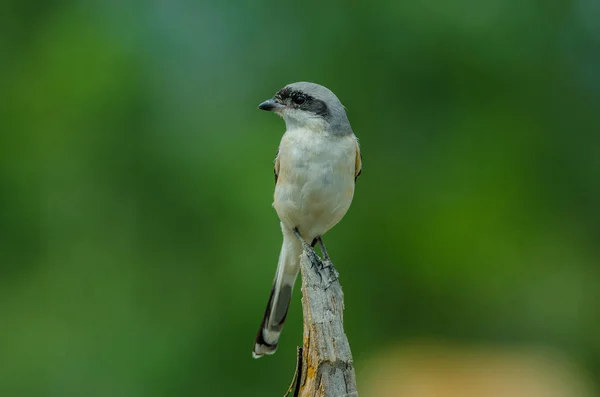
[258,98,283,112]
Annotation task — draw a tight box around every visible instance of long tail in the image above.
[253,229,302,358]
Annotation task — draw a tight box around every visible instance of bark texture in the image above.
[292,246,358,397]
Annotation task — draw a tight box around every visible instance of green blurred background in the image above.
[1,0,599,396]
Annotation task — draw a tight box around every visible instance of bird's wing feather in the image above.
[274,150,280,184]
[354,139,362,182]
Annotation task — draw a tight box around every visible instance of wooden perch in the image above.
[286,240,358,397]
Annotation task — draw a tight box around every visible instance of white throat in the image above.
[280,108,329,133]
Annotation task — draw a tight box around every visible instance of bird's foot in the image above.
[305,246,322,271]
[319,259,340,289]
[292,228,339,288]
[315,236,339,288]
[293,228,319,269]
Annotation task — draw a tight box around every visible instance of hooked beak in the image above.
[258,98,284,112]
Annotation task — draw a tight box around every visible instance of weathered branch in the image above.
[289,243,358,397]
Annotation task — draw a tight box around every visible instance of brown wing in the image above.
[354,140,362,182]
[274,150,280,184]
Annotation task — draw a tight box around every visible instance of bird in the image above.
[253,82,362,358]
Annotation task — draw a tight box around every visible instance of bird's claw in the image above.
[292,227,339,288]
[305,245,320,270]
[319,259,339,289]
[302,246,338,288]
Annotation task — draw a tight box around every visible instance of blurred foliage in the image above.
[1,0,599,395]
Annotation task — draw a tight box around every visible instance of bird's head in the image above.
[258,82,352,134]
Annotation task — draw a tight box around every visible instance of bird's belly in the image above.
[274,139,355,240]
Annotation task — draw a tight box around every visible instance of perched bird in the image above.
[253,82,362,358]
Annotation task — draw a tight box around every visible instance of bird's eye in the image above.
[292,94,306,105]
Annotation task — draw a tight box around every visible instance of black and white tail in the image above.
[253,233,301,358]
